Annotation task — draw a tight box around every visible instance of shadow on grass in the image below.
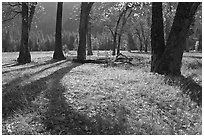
[2,62,19,67]
[43,81,129,135]
[2,59,67,74]
[36,60,129,134]
[2,60,68,91]
[164,75,202,106]
[2,60,79,118]
[2,61,129,135]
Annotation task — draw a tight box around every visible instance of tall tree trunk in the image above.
[17,2,31,64]
[77,2,93,61]
[53,2,65,60]
[154,2,200,75]
[117,33,122,55]
[112,19,120,56]
[112,10,126,56]
[87,15,93,55]
[150,2,165,72]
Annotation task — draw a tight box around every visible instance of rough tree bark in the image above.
[17,2,31,64]
[153,2,200,75]
[53,2,66,60]
[77,2,94,61]
[150,2,165,72]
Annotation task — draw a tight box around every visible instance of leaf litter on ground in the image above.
[2,51,202,135]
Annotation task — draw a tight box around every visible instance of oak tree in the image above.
[151,2,200,75]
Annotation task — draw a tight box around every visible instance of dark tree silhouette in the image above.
[150,2,165,72]
[53,2,66,60]
[151,2,200,75]
[17,2,37,64]
[77,2,94,62]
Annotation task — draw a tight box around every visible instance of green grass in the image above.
[2,51,202,135]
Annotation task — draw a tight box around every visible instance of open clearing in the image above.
[2,51,202,135]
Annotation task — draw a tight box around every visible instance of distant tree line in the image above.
[2,2,201,54]
[2,29,135,52]
[2,29,77,52]
[2,2,201,75]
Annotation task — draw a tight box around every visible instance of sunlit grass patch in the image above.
[59,63,202,135]
[2,51,202,135]
[2,108,48,135]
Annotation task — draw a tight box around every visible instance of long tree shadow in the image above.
[2,60,68,91]
[2,59,67,74]
[164,75,202,106]
[3,61,129,134]
[41,66,129,135]
[2,61,80,119]
[2,62,19,67]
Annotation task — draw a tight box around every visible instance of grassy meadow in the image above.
[2,51,202,135]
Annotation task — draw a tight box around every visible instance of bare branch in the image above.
[12,10,22,14]
[17,2,22,5]
[2,12,20,23]
[106,25,115,38]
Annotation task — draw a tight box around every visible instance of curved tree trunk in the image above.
[112,9,125,56]
[154,2,200,75]
[53,2,66,60]
[17,2,31,64]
